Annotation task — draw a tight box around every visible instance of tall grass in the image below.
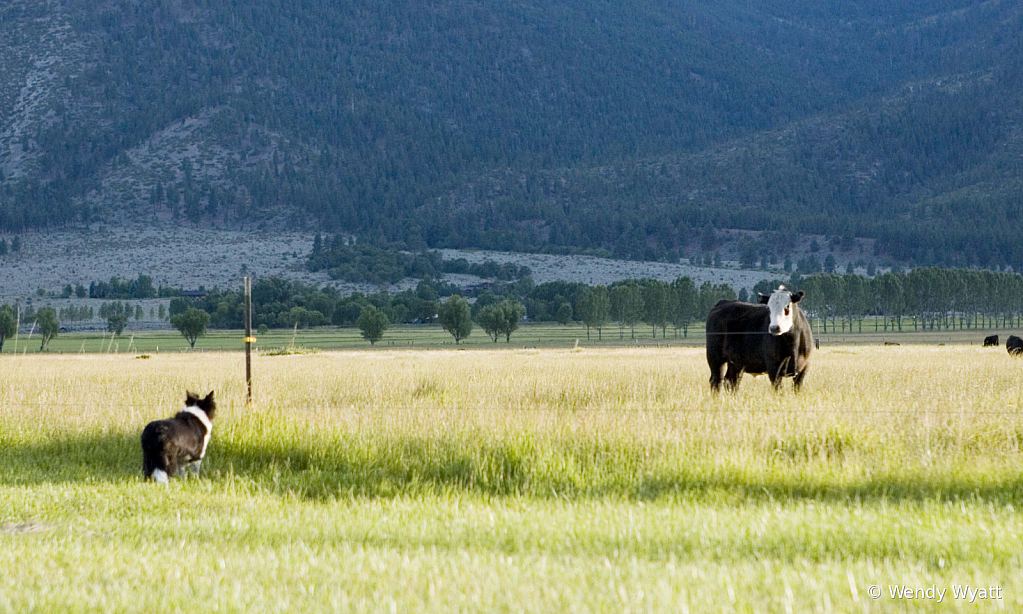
[1,346,1021,611]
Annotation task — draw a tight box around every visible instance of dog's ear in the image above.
[200,390,217,417]
[185,390,198,404]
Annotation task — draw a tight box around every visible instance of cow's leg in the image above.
[768,357,789,391]
[707,344,727,392]
[708,355,725,393]
[724,363,744,391]
[793,362,809,392]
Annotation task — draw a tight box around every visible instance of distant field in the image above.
[2,321,1019,354]
[1,346,1022,611]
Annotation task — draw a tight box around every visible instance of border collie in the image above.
[141,391,216,483]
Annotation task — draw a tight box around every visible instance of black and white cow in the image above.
[706,286,813,392]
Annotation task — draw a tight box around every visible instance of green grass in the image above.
[3,319,1017,354]
[1,347,1022,611]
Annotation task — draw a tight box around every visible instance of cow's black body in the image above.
[984,335,999,347]
[1008,335,1023,356]
[706,299,813,392]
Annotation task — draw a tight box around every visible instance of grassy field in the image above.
[2,320,1018,354]
[1,346,1022,612]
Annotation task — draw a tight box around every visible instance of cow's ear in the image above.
[790,291,804,303]
[757,293,770,304]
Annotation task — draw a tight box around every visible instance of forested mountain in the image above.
[2,0,1022,268]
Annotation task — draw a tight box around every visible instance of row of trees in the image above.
[796,269,1023,333]
[0,304,59,351]
[353,296,524,345]
[8,267,1023,350]
[0,301,208,350]
[307,239,531,285]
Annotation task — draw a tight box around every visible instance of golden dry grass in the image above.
[1,346,1022,612]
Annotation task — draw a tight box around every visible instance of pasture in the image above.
[1,345,1022,612]
[0,320,1013,354]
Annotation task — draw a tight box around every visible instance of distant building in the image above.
[182,290,209,299]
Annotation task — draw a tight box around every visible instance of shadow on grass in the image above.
[3,432,1023,504]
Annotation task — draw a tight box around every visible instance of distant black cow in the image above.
[984,335,999,347]
[1008,336,1023,356]
[706,286,813,392]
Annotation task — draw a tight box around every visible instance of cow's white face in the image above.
[759,287,804,336]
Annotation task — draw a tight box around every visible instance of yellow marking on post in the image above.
[244,337,257,343]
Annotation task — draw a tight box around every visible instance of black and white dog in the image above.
[141,391,216,483]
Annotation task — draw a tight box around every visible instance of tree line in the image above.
[796,269,1023,333]
[307,239,531,285]
[5,266,1022,351]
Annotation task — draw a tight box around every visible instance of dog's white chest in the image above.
[182,406,213,459]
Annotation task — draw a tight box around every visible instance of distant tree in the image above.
[477,304,505,342]
[169,297,190,317]
[738,241,758,269]
[577,285,610,340]
[171,307,210,348]
[74,283,87,298]
[11,237,21,252]
[61,284,73,298]
[798,255,822,274]
[0,304,16,351]
[158,304,167,319]
[698,281,737,317]
[0,239,7,256]
[107,313,128,336]
[610,284,644,339]
[496,299,526,342]
[867,262,877,276]
[700,224,717,252]
[555,301,573,325]
[642,281,671,338]
[37,307,59,351]
[166,185,180,218]
[824,254,837,273]
[357,305,389,345]
[670,277,698,338]
[135,275,156,299]
[135,305,144,320]
[784,254,793,272]
[846,261,855,275]
[738,288,749,302]
[439,296,473,344]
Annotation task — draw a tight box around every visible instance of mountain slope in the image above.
[1,0,1022,267]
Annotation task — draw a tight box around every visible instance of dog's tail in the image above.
[142,453,169,484]
[141,428,170,484]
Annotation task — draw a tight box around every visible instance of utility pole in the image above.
[244,276,253,403]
